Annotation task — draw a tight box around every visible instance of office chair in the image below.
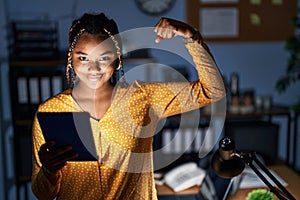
[9,64,65,200]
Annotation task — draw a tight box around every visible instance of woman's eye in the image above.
[79,56,88,61]
[99,56,111,62]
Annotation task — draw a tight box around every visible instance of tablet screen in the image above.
[37,112,98,161]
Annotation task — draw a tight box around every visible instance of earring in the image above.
[117,57,125,80]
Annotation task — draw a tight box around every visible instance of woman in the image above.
[31,12,225,199]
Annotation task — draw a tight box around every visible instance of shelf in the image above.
[9,20,59,60]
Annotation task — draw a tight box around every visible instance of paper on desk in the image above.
[239,167,287,189]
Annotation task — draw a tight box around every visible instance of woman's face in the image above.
[72,33,117,89]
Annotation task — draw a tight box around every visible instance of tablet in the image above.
[37,112,98,161]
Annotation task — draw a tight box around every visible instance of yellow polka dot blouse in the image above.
[31,41,226,200]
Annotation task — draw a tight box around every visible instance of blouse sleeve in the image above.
[144,40,226,119]
[31,114,62,200]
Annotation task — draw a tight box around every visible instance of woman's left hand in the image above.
[154,17,201,43]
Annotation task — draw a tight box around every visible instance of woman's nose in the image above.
[88,61,101,71]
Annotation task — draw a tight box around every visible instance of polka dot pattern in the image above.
[31,41,226,199]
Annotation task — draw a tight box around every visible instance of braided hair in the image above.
[66,13,123,88]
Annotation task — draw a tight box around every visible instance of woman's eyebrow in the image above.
[74,51,88,55]
[100,50,115,56]
[74,50,114,56]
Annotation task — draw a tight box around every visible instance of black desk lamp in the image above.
[212,137,296,200]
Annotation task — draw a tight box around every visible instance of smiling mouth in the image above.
[88,74,103,81]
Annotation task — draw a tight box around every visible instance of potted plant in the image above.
[246,189,275,200]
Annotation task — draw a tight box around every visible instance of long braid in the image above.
[66,26,85,88]
[103,28,124,79]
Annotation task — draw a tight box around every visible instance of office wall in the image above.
[0,0,299,199]
[4,0,299,104]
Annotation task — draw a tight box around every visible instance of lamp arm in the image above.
[238,151,296,200]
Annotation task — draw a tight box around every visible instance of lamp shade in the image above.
[212,137,245,178]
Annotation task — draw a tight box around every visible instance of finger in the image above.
[40,141,56,152]
[155,35,163,43]
[50,151,78,171]
[56,152,78,165]
[154,18,164,33]
[41,145,73,165]
[46,145,74,162]
[44,160,67,173]
[49,154,78,171]
[51,161,68,172]
[51,149,78,164]
[45,151,78,171]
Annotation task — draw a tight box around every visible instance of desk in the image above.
[228,165,300,199]
[156,165,300,199]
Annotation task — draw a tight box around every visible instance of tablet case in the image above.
[37,112,98,161]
